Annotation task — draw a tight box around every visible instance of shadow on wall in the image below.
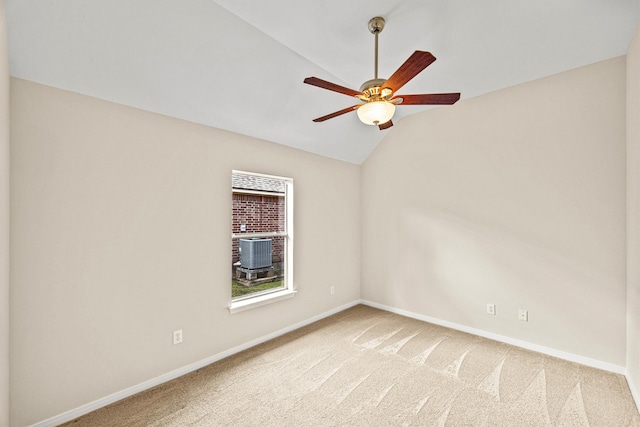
[382,208,624,357]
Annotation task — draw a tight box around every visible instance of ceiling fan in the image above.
[304,16,460,130]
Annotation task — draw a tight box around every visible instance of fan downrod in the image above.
[368,17,385,81]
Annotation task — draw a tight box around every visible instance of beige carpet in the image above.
[63,305,640,426]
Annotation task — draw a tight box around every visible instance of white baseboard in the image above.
[628,375,640,413]
[30,300,362,427]
[360,299,627,375]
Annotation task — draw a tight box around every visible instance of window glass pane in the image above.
[232,172,289,300]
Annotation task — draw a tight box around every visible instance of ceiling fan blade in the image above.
[304,77,362,97]
[383,51,436,93]
[378,120,393,130]
[395,93,461,105]
[312,105,360,122]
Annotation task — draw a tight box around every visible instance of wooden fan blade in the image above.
[378,120,393,130]
[383,51,436,93]
[304,77,362,97]
[312,105,360,122]
[395,93,460,105]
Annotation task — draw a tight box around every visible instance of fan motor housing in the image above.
[359,78,393,100]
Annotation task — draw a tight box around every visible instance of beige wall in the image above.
[0,1,9,426]
[628,23,640,399]
[361,57,627,365]
[9,78,361,426]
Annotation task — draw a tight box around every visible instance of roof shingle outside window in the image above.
[232,173,285,194]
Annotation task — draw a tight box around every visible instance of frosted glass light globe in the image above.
[357,101,395,125]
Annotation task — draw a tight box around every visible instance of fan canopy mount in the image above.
[303,16,460,130]
[368,16,386,34]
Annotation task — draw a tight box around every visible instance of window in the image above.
[230,171,294,313]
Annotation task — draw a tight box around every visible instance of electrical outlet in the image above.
[518,309,528,322]
[173,329,183,345]
[330,286,335,295]
[486,303,496,315]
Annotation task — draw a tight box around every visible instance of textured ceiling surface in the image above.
[5,1,639,163]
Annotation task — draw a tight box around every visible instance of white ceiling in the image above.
[5,0,639,164]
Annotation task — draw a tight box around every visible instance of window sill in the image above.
[229,289,297,314]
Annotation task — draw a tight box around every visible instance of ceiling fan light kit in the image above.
[357,99,395,126]
[304,16,460,131]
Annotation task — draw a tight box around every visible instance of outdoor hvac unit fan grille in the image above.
[239,238,273,269]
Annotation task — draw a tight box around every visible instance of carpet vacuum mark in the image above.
[63,305,640,426]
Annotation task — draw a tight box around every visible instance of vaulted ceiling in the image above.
[5,1,639,164]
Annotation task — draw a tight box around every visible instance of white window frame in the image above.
[229,170,295,314]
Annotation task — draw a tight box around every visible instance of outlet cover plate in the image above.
[173,329,183,345]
